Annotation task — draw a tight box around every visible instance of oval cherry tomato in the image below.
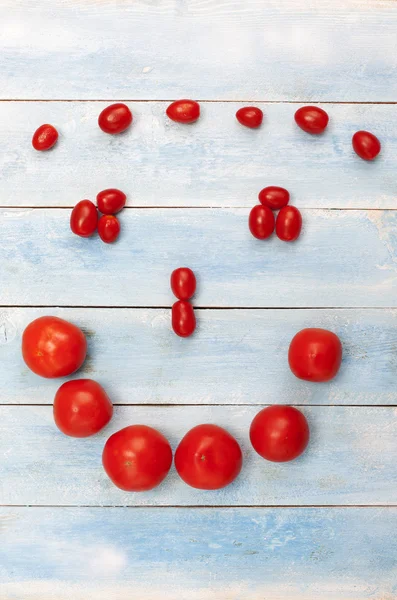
[98,103,133,134]
[70,200,98,238]
[175,424,242,490]
[294,106,329,134]
[288,328,342,382]
[166,100,200,123]
[172,300,196,337]
[22,316,87,378]
[258,186,289,210]
[97,189,126,214]
[102,425,173,491]
[236,107,263,128]
[54,379,113,438]
[171,267,196,300]
[32,124,58,151]
[98,215,120,243]
[352,130,381,161]
[250,406,309,462]
[249,205,275,239]
[276,205,302,242]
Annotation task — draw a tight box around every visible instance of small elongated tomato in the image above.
[171,267,196,300]
[236,106,263,128]
[249,204,275,239]
[250,406,309,462]
[32,124,58,151]
[352,130,381,161]
[98,215,120,243]
[288,328,342,382]
[259,186,289,210]
[294,106,329,134]
[70,200,98,238]
[102,425,173,491]
[22,316,87,378]
[276,205,302,242]
[54,379,113,438]
[166,100,200,123]
[172,300,196,337]
[175,424,242,490]
[97,189,126,214]
[98,103,133,134]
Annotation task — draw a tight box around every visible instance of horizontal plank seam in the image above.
[1,305,396,310]
[1,99,397,105]
[2,403,396,408]
[1,207,396,212]
[1,504,395,509]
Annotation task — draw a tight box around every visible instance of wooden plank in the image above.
[1,506,396,599]
[1,406,396,506]
[1,1,397,101]
[1,208,396,307]
[2,307,397,406]
[0,102,394,209]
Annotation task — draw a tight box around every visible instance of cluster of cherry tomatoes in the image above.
[171,267,197,337]
[249,186,302,242]
[70,189,126,243]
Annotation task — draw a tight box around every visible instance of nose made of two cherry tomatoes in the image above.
[70,200,98,237]
[172,300,196,337]
[294,106,329,134]
[166,100,200,123]
[249,205,275,239]
[98,103,133,134]
[236,107,263,129]
[276,206,302,242]
[32,124,59,151]
[352,130,381,161]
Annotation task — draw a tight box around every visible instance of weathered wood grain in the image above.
[0,102,394,208]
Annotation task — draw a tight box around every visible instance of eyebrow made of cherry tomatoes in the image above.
[97,188,126,214]
[166,100,200,123]
[259,186,290,210]
[98,103,133,134]
[98,215,120,243]
[249,204,275,239]
[276,206,302,242]
[32,124,58,151]
[236,106,263,128]
[294,106,329,134]
[70,200,98,238]
[352,130,381,161]
[172,300,196,337]
[171,267,196,300]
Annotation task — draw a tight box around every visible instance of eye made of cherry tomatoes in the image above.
[276,206,302,242]
[98,103,133,134]
[171,267,196,300]
[97,189,126,214]
[288,328,342,382]
[70,200,98,238]
[352,130,381,161]
[249,205,275,239]
[172,300,196,337]
[294,106,329,134]
[166,100,200,123]
[98,215,120,243]
[236,107,263,128]
[259,186,290,210]
[32,124,58,151]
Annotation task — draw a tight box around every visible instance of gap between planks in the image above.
[1,305,397,310]
[5,403,397,408]
[1,99,397,105]
[1,207,397,211]
[1,504,395,509]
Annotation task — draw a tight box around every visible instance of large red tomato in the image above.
[288,328,342,382]
[102,425,173,491]
[22,316,87,378]
[54,379,113,438]
[174,424,242,490]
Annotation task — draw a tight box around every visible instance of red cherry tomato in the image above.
[166,100,200,123]
[172,300,196,337]
[32,124,58,151]
[102,425,173,491]
[249,205,275,239]
[175,424,242,490]
[294,106,329,134]
[98,103,133,134]
[171,267,196,300]
[54,379,113,438]
[250,406,309,462]
[70,200,98,238]
[236,107,263,128]
[97,189,126,214]
[288,328,342,382]
[258,186,290,210]
[352,130,381,161]
[276,205,302,242]
[98,215,120,243]
[22,316,87,378]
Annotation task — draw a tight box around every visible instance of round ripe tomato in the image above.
[70,200,98,238]
[98,103,133,134]
[175,424,242,490]
[352,131,381,161]
[258,186,290,210]
[250,406,309,462]
[294,106,329,134]
[172,300,196,337]
[54,379,113,438]
[32,124,58,151]
[288,328,342,382]
[98,215,120,243]
[22,316,87,378]
[236,107,263,128]
[166,100,200,123]
[276,206,302,242]
[97,189,126,214]
[249,205,275,239]
[171,267,196,300]
[102,425,173,491]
